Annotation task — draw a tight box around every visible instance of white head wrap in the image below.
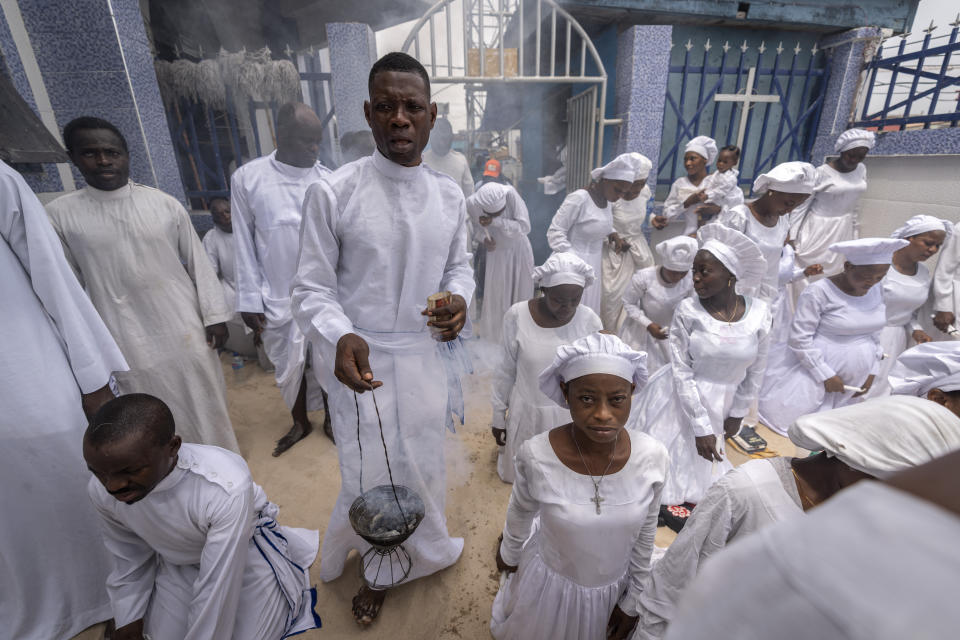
[538,333,648,408]
[684,136,718,165]
[788,395,960,478]
[656,235,698,272]
[891,214,952,241]
[628,152,653,181]
[532,252,596,289]
[696,224,767,296]
[752,161,818,195]
[829,238,908,265]
[589,153,639,182]
[834,128,876,153]
[472,182,510,213]
[890,342,960,397]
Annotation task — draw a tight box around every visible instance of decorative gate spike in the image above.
[951,13,960,28]
[740,40,749,53]
[776,41,784,54]
[794,42,802,55]
[722,40,731,53]
[685,39,694,51]
[924,20,937,34]
[704,38,712,51]
[758,41,767,54]
[811,43,818,56]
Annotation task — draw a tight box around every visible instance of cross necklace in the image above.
[569,425,619,515]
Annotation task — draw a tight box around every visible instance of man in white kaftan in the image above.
[47,117,238,451]
[0,160,129,640]
[422,117,474,197]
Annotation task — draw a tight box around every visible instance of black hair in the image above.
[86,393,176,449]
[63,116,128,154]
[720,144,741,158]
[368,51,431,97]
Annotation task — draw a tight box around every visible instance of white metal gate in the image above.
[566,86,597,192]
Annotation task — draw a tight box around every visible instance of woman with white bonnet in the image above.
[490,252,602,483]
[631,225,770,523]
[865,215,950,398]
[652,135,718,235]
[759,237,908,433]
[547,154,636,315]
[467,181,535,344]
[492,333,667,640]
[601,153,656,330]
[620,236,697,372]
[789,128,876,291]
[889,341,960,416]
[931,220,960,336]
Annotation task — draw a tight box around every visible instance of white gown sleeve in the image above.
[96,506,158,628]
[491,190,532,237]
[730,303,771,418]
[460,158,475,197]
[622,271,653,328]
[715,205,747,233]
[175,200,231,326]
[668,305,714,438]
[440,195,477,305]
[932,224,960,313]
[499,445,540,567]
[618,475,665,617]
[546,193,582,253]
[202,232,221,278]
[661,181,685,222]
[788,286,834,382]
[230,174,263,314]
[491,307,521,429]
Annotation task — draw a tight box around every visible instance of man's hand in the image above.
[608,232,630,254]
[683,191,707,208]
[647,323,668,340]
[492,426,506,446]
[606,604,639,640]
[484,236,497,251]
[723,416,743,439]
[495,537,518,574]
[913,329,933,345]
[823,375,845,393]
[934,311,956,333]
[695,203,722,226]
[695,434,723,462]
[112,619,145,640]
[241,311,267,347]
[803,264,824,278]
[478,215,493,227]
[81,383,116,420]
[651,215,669,230]
[205,323,228,349]
[853,374,875,398]
[422,294,468,342]
[335,333,383,392]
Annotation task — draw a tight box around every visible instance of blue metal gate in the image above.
[658,36,830,198]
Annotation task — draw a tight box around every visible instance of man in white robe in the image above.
[932,220,960,337]
[0,160,128,640]
[422,117,474,197]
[46,117,238,451]
[84,393,320,640]
[291,52,474,625]
[232,102,333,454]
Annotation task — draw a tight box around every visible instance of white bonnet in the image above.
[472,182,510,213]
[829,238,908,265]
[656,235,699,272]
[890,342,960,397]
[696,224,767,297]
[589,153,639,183]
[684,136,718,165]
[538,333,648,408]
[834,128,876,153]
[891,215,952,241]
[533,252,596,289]
[752,161,818,195]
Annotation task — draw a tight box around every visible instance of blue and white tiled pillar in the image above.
[327,22,377,138]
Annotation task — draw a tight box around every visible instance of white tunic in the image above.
[468,185,535,344]
[620,267,694,372]
[46,183,239,451]
[632,297,771,505]
[662,176,709,235]
[867,264,931,398]
[932,220,960,320]
[291,151,475,584]
[491,431,668,640]
[88,444,320,640]
[547,189,614,315]
[703,169,744,210]
[202,227,238,313]
[632,458,802,640]
[759,278,885,434]
[231,152,331,410]
[423,147,475,197]
[491,302,603,483]
[0,161,129,640]
[602,187,655,330]
[716,204,790,300]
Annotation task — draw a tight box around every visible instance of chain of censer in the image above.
[354,389,411,535]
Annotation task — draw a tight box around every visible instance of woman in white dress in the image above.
[547,154,638,315]
[651,136,718,235]
[758,238,908,434]
[866,216,950,397]
[492,333,667,640]
[602,154,655,330]
[789,128,876,292]
[620,236,697,372]
[492,253,603,483]
[468,182,535,344]
[631,225,770,512]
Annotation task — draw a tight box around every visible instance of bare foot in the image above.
[272,420,313,457]
[352,584,386,626]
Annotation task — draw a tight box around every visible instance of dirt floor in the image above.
[72,342,796,640]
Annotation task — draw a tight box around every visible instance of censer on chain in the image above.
[347,389,425,589]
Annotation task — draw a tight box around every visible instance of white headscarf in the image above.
[696,224,767,297]
[890,342,960,397]
[589,153,639,182]
[788,395,960,478]
[752,161,818,195]
[891,214,953,241]
[532,252,596,289]
[656,235,698,272]
[684,136,718,165]
[472,182,510,213]
[538,333,648,408]
[829,238,909,265]
[628,152,654,181]
[834,128,877,153]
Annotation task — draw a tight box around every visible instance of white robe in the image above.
[491,302,603,483]
[759,278,885,434]
[663,481,960,640]
[491,431,667,640]
[932,220,960,327]
[632,297,771,505]
[661,175,709,235]
[716,204,790,301]
[0,161,129,640]
[602,187,655,330]
[547,189,614,315]
[203,226,257,359]
[88,444,320,640]
[632,458,802,640]
[620,267,694,372]
[291,151,475,584]
[46,182,239,451]
[703,169,744,210]
[468,186,535,344]
[423,148,475,197]
[231,152,331,410]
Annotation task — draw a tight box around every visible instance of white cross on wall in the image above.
[713,67,780,150]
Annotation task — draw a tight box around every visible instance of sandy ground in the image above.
[72,341,796,640]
